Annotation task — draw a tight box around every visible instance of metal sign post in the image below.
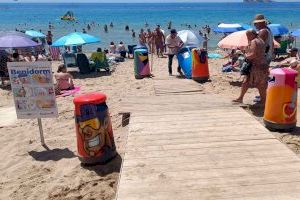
[37,118,45,146]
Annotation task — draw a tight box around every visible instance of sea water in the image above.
[0,2,300,51]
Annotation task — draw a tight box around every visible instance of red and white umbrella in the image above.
[218,30,280,50]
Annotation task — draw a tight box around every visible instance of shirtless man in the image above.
[153,25,165,57]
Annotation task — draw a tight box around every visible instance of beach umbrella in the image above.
[0,31,40,48]
[177,30,203,47]
[291,29,300,37]
[52,32,100,47]
[218,30,280,50]
[213,23,245,33]
[268,24,289,36]
[25,30,46,38]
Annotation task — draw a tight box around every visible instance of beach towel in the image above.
[49,47,61,61]
[208,53,223,59]
[56,86,80,97]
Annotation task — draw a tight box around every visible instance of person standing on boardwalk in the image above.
[165,29,184,76]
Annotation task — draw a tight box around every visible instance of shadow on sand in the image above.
[81,153,123,176]
[28,145,76,161]
[69,70,112,79]
[229,80,242,87]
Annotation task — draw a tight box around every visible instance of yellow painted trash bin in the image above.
[264,68,298,131]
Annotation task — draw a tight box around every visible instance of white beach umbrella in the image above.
[177,30,203,47]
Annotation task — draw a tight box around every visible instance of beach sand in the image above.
[1,56,300,199]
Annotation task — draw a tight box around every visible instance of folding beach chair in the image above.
[49,46,61,61]
[90,52,110,72]
[62,52,77,68]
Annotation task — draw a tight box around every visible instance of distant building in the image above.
[243,0,273,2]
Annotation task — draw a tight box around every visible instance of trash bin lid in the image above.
[73,92,107,105]
[270,68,298,77]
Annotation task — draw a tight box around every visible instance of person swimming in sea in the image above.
[87,24,91,31]
[132,29,136,38]
[104,24,108,32]
[110,22,113,27]
[168,21,172,30]
[125,25,129,31]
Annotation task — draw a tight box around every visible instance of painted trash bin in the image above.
[73,92,116,165]
[192,48,209,82]
[264,68,298,131]
[134,48,150,79]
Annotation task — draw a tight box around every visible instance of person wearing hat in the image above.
[165,29,184,76]
[253,14,274,64]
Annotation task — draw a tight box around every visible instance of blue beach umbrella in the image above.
[240,24,254,30]
[268,24,289,36]
[25,30,46,38]
[52,32,100,47]
[291,29,300,37]
[213,23,245,33]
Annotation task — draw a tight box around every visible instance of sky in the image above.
[0,0,299,3]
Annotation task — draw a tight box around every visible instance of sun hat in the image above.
[170,29,177,34]
[253,14,267,24]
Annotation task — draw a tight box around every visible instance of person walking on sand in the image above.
[252,14,274,102]
[139,29,147,46]
[166,29,184,76]
[153,25,165,57]
[233,30,268,105]
[203,34,209,50]
[146,28,154,53]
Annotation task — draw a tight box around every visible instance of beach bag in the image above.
[240,59,252,75]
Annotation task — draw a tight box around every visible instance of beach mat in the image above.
[57,86,80,97]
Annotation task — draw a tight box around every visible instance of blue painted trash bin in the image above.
[177,46,196,79]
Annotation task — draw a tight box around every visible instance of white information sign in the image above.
[8,61,58,119]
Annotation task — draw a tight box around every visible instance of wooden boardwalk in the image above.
[116,76,300,200]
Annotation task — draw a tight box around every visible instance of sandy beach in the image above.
[1,55,300,199]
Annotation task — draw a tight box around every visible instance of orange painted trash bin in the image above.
[192,48,209,82]
[264,68,298,131]
[73,92,116,165]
